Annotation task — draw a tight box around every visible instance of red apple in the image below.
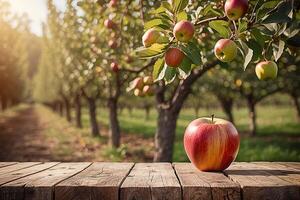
[108,0,117,7]
[225,0,248,20]
[143,76,153,85]
[134,88,144,97]
[104,19,116,29]
[125,55,133,63]
[142,28,160,47]
[165,47,185,68]
[142,85,154,96]
[108,40,118,49]
[132,77,144,90]
[173,20,195,42]
[214,39,237,62]
[255,61,278,80]
[110,61,119,72]
[184,116,240,171]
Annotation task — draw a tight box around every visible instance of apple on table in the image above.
[184,115,240,171]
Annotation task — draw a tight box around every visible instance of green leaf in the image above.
[209,20,231,38]
[273,40,285,61]
[238,40,253,70]
[172,0,189,14]
[135,44,169,59]
[262,1,293,24]
[178,57,192,79]
[149,6,167,15]
[177,11,188,21]
[161,1,173,13]
[164,66,177,84]
[247,39,262,62]
[144,19,171,30]
[251,28,269,47]
[152,58,165,81]
[238,20,248,33]
[202,4,223,16]
[180,42,201,65]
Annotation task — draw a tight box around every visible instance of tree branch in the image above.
[195,16,227,26]
[170,59,219,113]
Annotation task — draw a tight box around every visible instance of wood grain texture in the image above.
[252,162,300,186]
[174,163,240,200]
[225,162,300,200]
[120,163,181,200]
[277,162,300,171]
[55,162,134,200]
[0,163,18,169]
[0,162,59,200]
[0,162,41,175]
[0,162,59,185]
[1,162,91,200]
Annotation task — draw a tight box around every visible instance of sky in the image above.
[8,0,66,36]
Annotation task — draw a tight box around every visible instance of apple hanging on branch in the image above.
[134,0,297,85]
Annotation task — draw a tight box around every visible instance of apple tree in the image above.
[134,0,299,161]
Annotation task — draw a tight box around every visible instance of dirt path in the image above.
[0,105,52,161]
[0,105,154,162]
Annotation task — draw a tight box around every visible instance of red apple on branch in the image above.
[255,61,278,80]
[108,0,117,7]
[214,39,237,62]
[110,61,119,72]
[142,28,160,47]
[142,85,154,96]
[184,115,240,171]
[173,20,195,42]
[165,47,185,68]
[132,77,144,90]
[225,0,248,20]
[104,19,116,29]
[108,40,118,49]
[143,76,153,85]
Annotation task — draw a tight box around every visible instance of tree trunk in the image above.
[87,98,99,137]
[128,106,133,116]
[154,60,218,162]
[145,106,150,120]
[1,96,8,111]
[291,93,300,122]
[219,97,235,124]
[63,97,72,122]
[154,108,179,162]
[58,101,64,116]
[74,93,82,128]
[108,97,120,148]
[247,98,257,136]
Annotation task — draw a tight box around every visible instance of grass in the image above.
[80,105,300,162]
[1,103,298,162]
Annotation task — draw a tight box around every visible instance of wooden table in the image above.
[0,162,299,200]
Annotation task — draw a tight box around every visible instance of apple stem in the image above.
[211,114,214,123]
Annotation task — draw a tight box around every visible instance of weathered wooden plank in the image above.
[120,163,181,200]
[0,162,59,200]
[0,162,59,185]
[0,162,41,175]
[225,162,300,200]
[252,162,300,186]
[1,162,91,200]
[277,162,300,171]
[174,163,240,200]
[0,163,18,169]
[55,162,134,200]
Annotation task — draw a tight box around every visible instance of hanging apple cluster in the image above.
[103,0,120,73]
[135,0,297,84]
[128,76,155,97]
